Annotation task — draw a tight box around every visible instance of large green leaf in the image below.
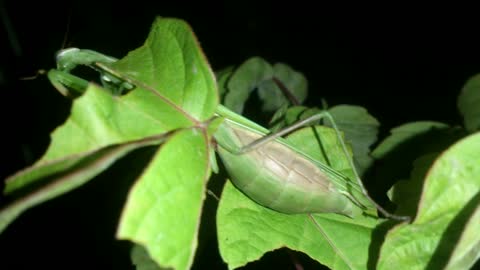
[110,17,218,121]
[110,19,219,269]
[217,126,380,270]
[218,182,379,270]
[444,202,480,270]
[377,132,480,269]
[40,84,193,162]
[0,129,170,233]
[117,128,212,270]
[458,73,480,132]
[1,83,185,232]
[1,17,219,239]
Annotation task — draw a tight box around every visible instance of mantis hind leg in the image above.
[231,110,411,222]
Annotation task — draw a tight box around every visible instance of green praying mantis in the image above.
[45,47,410,222]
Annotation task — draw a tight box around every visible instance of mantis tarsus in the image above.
[46,47,411,222]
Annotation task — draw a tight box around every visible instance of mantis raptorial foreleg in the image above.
[48,48,134,97]
[217,110,411,221]
[47,69,89,97]
[55,48,117,72]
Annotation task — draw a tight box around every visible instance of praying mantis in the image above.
[0,18,418,270]
[46,47,410,222]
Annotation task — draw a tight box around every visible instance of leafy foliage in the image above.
[377,133,480,269]
[217,57,307,114]
[2,16,480,270]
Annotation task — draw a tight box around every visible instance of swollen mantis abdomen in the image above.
[215,120,364,218]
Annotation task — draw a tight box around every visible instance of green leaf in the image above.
[39,84,193,162]
[221,58,308,114]
[218,182,380,270]
[458,73,480,132]
[377,132,480,269]
[372,121,450,160]
[1,17,219,240]
[31,16,221,164]
[110,17,218,121]
[1,82,187,232]
[223,57,273,114]
[444,202,480,270]
[327,105,379,175]
[371,122,463,205]
[0,130,170,233]
[257,63,308,112]
[217,126,380,270]
[117,128,212,270]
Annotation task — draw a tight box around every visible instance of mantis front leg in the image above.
[48,48,134,97]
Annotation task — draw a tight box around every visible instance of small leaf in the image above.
[221,58,308,115]
[117,128,212,270]
[377,132,480,269]
[223,57,273,114]
[458,73,480,132]
[257,63,308,112]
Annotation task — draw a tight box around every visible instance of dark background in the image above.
[1,1,479,269]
